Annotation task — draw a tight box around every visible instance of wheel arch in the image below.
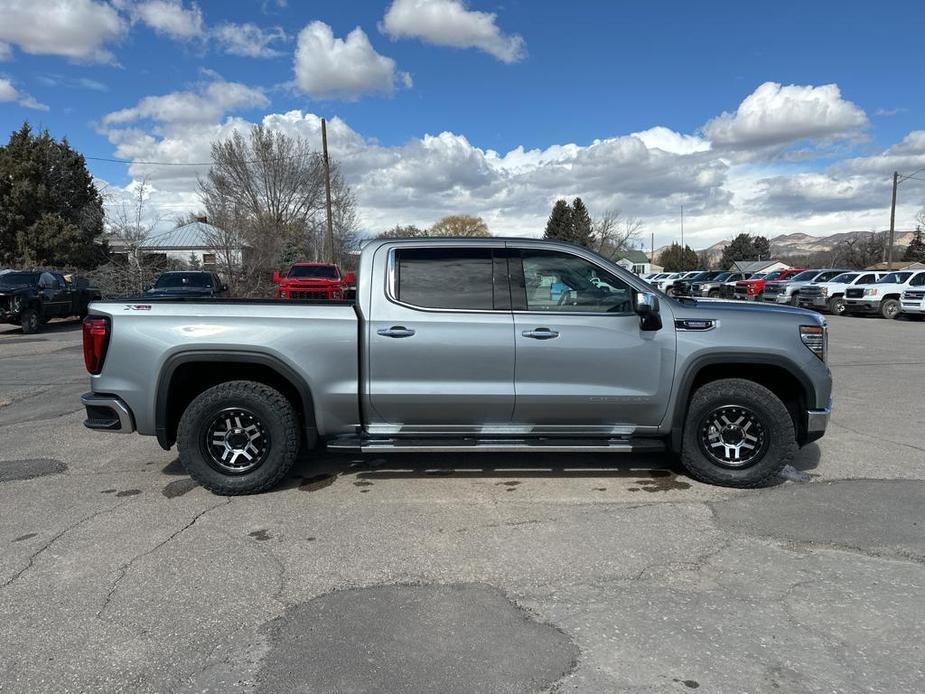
[155,350,317,451]
[669,354,816,453]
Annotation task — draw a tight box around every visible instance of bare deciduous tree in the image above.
[592,209,643,260]
[199,124,359,294]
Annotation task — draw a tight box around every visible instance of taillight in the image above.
[82,316,110,375]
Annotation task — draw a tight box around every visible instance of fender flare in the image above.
[669,353,818,452]
[155,350,317,450]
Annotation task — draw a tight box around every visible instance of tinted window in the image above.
[0,272,37,287]
[289,265,339,279]
[518,250,633,313]
[911,273,925,287]
[855,274,874,284]
[791,270,820,281]
[829,273,857,284]
[816,270,845,282]
[879,272,912,284]
[395,248,494,310]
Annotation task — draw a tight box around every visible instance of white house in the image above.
[729,259,791,274]
[110,219,247,270]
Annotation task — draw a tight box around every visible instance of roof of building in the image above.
[731,259,787,272]
[138,221,244,250]
[616,249,651,264]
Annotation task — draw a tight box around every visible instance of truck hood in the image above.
[145,287,216,297]
[676,297,817,319]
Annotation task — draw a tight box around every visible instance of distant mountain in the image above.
[652,230,918,263]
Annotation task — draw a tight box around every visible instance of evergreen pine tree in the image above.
[570,197,594,248]
[543,200,573,241]
[719,233,757,270]
[903,228,925,262]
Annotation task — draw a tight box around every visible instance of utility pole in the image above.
[680,205,684,250]
[887,170,898,270]
[321,118,335,264]
[650,231,655,264]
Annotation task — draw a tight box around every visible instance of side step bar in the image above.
[327,436,665,454]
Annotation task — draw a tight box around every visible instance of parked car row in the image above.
[643,266,925,320]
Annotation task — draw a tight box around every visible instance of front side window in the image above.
[816,270,845,282]
[879,272,912,284]
[395,247,494,310]
[910,273,925,287]
[517,250,633,313]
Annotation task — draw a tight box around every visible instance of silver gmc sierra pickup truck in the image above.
[80,238,832,494]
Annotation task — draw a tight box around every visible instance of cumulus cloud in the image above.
[132,0,204,40]
[381,0,524,63]
[214,22,287,58]
[101,79,268,127]
[0,0,126,63]
[703,81,869,150]
[293,21,410,99]
[0,77,49,110]
[95,81,924,245]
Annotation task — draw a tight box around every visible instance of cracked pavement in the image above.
[1,316,924,693]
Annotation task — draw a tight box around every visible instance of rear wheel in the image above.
[177,380,300,495]
[20,308,40,334]
[880,298,901,319]
[827,296,845,315]
[680,378,795,488]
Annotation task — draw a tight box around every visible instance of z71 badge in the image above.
[123,305,152,311]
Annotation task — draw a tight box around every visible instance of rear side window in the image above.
[911,273,925,287]
[395,248,494,310]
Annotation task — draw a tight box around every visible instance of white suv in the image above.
[798,271,886,315]
[844,270,925,319]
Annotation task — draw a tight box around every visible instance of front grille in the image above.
[802,286,823,297]
[290,289,336,300]
[846,288,865,299]
[904,291,925,301]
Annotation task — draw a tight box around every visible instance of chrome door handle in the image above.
[378,326,416,338]
[522,328,559,340]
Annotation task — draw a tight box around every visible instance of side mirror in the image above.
[343,271,356,285]
[635,292,662,331]
[272,271,282,284]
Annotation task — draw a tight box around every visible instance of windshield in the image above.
[712,272,732,282]
[0,272,36,288]
[829,273,858,284]
[288,265,339,279]
[763,271,782,280]
[748,273,768,280]
[879,272,912,284]
[790,270,820,281]
[154,272,211,288]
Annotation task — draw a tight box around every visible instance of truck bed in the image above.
[87,298,360,438]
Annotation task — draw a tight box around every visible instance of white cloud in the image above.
[96,82,925,248]
[380,0,525,63]
[0,0,126,63]
[703,81,869,150]
[214,22,287,58]
[0,77,49,110]
[381,0,524,63]
[293,21,409,99]
[101,79,268,126]
[132,0,204,40]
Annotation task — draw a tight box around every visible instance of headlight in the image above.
[864,288,878,296]
[820,287,828,297]
[800,324,826,361]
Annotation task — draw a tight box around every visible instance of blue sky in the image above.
[1,0,924,247]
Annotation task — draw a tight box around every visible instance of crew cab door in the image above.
[365,244,516,431]
[508,246,675,431]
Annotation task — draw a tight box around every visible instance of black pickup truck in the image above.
[0,270,101,333]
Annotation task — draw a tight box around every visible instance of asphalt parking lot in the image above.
[1,316,924,693]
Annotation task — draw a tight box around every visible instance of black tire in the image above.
[789,294,800,306]
[708,289,720,298]
[177,380,301,495]
[20,308,40,334]
[880,298,901,319]
[827,296,845,315]
[680,378,796,488]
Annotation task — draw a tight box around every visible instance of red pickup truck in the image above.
[734,268,805,300]
[273,263,356,301]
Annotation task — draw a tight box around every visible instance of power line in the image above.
[84,149,325,167]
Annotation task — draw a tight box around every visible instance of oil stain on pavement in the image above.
[0,458,67,482]
[162,478,198,498]
[257,583,578,694]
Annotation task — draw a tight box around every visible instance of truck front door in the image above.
[366,245,516,432]
[508,247,675,432]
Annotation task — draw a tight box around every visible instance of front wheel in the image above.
[20,308,40,334]
[827,296,845,315]
[880,298,901,319]
[177,380,301,495]
[680,378,796,488]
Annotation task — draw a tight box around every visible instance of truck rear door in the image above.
[365,244,516,431]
